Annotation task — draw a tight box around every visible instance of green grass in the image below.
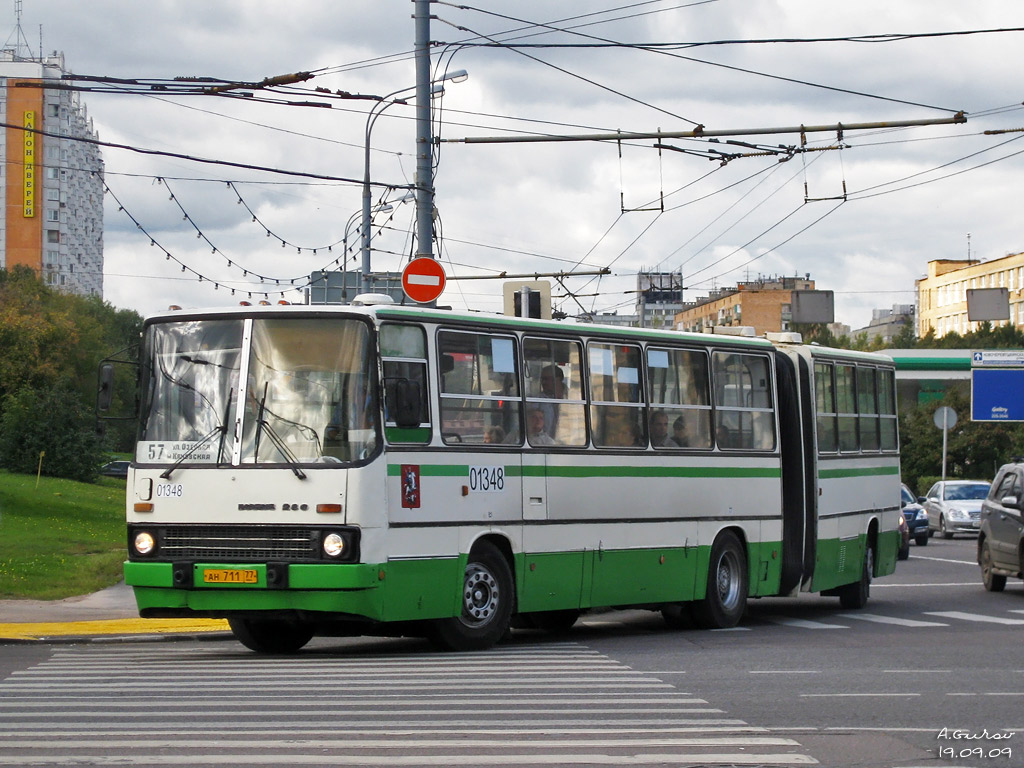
[0,469,126,600]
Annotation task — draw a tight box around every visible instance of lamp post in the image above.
[360,70,467,295]
[343,204,389,302]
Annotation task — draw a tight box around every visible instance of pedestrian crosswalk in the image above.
[0,643,818,766]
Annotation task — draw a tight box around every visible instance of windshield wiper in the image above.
[159,424,226,480]
[251,382,307,480]
[159,390,234,480]
[256,419,308,480]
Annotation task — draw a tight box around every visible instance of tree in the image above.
[0,267,143,475]
[0,382,105,482]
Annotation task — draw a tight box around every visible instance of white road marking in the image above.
[800,693,921,698]
[837,613,948,627]
[924,611,1024,625]
[765,617,847,629]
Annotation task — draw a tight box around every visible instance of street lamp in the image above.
[343,204,389,302]
[360,70,467,295]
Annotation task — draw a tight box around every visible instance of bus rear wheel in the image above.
[838,544,873,609]
[432,542,514,651]
[228,618,314,654]
[693,531,747,629]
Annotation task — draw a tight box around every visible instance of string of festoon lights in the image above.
[225,181,348,254]
[158,177,331,285]
[103,180,355,300]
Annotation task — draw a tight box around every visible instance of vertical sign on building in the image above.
[23,110,36,218]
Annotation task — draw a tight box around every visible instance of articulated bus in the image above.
[112,298,902,652]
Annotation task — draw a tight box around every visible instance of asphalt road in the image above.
[1,534,1021,767]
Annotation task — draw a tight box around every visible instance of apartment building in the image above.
[916,253,1024,338]
[1,48,104,296]
[673,275,815,336]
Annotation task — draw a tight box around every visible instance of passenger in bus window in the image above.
[526,407,555,446]
[716,422,734,449]
[537,364,565,439]
[484,426,505,444]
[672,416,688,446]
[507,407,555,446]
[602,407,644,447]
[650,410,677,447]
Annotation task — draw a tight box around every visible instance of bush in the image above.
[0,383,105,482]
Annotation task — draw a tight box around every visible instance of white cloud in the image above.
[19,0,1024,327]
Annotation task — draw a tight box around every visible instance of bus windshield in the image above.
[137,316,377,466]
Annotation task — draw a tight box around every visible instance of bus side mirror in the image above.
[97,363,115,412]
[386,378,423,428]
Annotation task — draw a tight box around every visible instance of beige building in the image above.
[916,253,1024,338]
[673,275,814,335]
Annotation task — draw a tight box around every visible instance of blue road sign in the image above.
[971,368,1024,421]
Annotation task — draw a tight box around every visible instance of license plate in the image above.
[203,568,258,584]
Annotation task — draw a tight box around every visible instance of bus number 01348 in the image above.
[468,466,505,493]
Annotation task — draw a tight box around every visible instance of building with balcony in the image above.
[0,45,104,297]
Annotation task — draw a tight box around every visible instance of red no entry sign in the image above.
[402,258,447,304]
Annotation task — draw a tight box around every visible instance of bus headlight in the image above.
[323,532,346,558]
[134,531,156,556]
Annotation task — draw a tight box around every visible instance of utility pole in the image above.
[413,0,434,261]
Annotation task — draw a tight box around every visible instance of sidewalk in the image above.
[0,581,230,643]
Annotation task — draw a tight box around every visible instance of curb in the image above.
[0,618,233,644]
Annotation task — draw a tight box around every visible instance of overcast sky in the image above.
[17,1,1024,328]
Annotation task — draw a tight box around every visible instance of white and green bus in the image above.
[114,298,902,652]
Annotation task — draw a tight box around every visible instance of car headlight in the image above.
[918,509,928,520]
[323,532,346,558]
[947,507,967,519]
[133,531,156,556]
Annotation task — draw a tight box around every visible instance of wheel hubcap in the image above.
[716,552,741,609]
[462,564,499,625]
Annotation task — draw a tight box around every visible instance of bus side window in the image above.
[857,367,880,451]
[878,368,898,451]
[522,337,587,447]
[589,342,645,448]
[646,346,712,449]
[835,364,858,452]
[437,329,521,445]
[712,352,775,451]
[814,362,838,453]
[381,324,430,444]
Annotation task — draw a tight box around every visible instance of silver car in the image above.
[924,480,990,538]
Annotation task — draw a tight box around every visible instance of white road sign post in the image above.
[933,406,958,481]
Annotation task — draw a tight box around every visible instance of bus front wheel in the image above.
[692,531,748,629]
[432,541,514,651]
[228,618,314,654]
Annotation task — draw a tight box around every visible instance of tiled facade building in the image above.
[1,49,104,297]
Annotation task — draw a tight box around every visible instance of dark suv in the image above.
[978,462,1024,591]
